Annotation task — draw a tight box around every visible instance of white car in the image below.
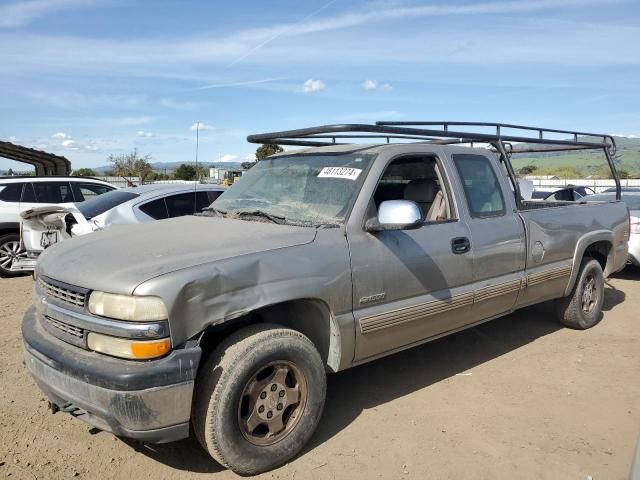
[0,176,116,277]
[14,183,226,273]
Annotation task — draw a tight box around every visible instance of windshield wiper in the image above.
[202,206,227,217]
[235,210,286,224]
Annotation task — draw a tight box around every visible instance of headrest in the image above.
[404,179,438,203]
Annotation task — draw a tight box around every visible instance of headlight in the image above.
[87,333,171,360]
[88,291,168,321]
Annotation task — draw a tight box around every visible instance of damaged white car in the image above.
[14,183,225,272]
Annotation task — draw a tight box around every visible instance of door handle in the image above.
[451,237,471,254]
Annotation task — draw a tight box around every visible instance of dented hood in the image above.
[37,215,317,294]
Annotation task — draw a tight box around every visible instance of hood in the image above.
[37,215,317,294]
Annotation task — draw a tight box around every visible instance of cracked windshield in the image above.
[211,153,374,226]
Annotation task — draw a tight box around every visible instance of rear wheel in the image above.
[555,258,604,329]
[192,324,326,475]
[0,233,24,278]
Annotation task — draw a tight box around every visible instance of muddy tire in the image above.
[0,233,24,278]
[192,324,326,475]
[555,258,605,329]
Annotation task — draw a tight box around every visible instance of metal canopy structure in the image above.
[247,120,621,201]
[0,141,71,176]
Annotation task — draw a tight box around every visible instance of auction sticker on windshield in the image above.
[317,167,362,180]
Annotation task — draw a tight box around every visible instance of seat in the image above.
[403,179,439,218]
[426,190,447,221]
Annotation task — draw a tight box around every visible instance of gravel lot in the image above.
[1,270,639,480]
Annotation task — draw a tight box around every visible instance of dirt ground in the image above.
[1,271,639,480]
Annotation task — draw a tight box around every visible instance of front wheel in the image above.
[192,324,326,475]
[555,258,605,329]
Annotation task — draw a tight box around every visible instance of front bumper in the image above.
[22,307,202,443]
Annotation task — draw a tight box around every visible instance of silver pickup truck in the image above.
[22,122,630,475]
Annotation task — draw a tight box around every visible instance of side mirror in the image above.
[365,200,423,233]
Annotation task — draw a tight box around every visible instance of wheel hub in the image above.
[581,274,597,313]
[238,361,307,446]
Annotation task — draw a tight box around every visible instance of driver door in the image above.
[347,152,474,363]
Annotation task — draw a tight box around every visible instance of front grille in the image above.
[43,316,84,338]
[39,279,86,307]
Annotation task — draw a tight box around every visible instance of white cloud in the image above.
[245,153,257,161]
[190,122,215,131]
[51,132,68,140]
[218,154,238,162]
[362,79,378,90]
[8,136,17,142]
[159,97,195,109]
[197,78,284,90]
[301,79,326,93]
[137,130,153,137]
[362,79,392,91]
[0,0,94,29]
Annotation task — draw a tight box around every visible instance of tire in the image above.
[555,258,605,329]
[0,233,24,278]
[192,324,326,475]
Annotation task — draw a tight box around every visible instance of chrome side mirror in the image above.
[365,200,423,232]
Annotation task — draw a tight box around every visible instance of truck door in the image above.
[347,152,475,363]
[449,152,526,322]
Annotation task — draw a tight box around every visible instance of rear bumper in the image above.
[22,307,201,443]
[10,256,37,272]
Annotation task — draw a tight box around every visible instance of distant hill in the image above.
[92,161,244,173]
[510,135,640,177]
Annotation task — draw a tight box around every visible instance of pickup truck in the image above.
[21,122,630,475]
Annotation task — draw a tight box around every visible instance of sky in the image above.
[0,0,639,171]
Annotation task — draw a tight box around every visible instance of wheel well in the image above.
[0,227,19,238]
[583,241,611,272]
[198,299,340,373]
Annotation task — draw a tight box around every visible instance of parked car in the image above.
[13,183,226,273]
[22,122,629,475]
[531,189,556,199]
[543,185,595,202]
[602,186,640,193]
[584,191,640,266]
[0,176,115,277]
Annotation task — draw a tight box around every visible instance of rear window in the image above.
[0,183,24,202]
[32,182,74,203]
[77,190,139,219]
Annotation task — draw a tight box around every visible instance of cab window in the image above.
[371,155,452,222]
[452,154,505,217]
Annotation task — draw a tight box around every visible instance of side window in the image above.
[453,154,505,217]
[165,192,196,217]
[72,183,114,202]
[0,183,24,202]
[139,198,169,220]
[22,183,36,202]
[196,190,222,212]
[31,182,74,204]
[372,156,451,222]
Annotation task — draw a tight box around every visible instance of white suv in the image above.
[0,176,115,277]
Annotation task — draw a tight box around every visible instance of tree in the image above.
[108,149,153,182]
[173,164,198,180]
[518,165,538,175]
[241,161,256,170]
[173,163,206,180]
[7,168,13,176]
[72,168,96,177]
[255,144,284,160]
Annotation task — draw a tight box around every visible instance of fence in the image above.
[528,178,640,193]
